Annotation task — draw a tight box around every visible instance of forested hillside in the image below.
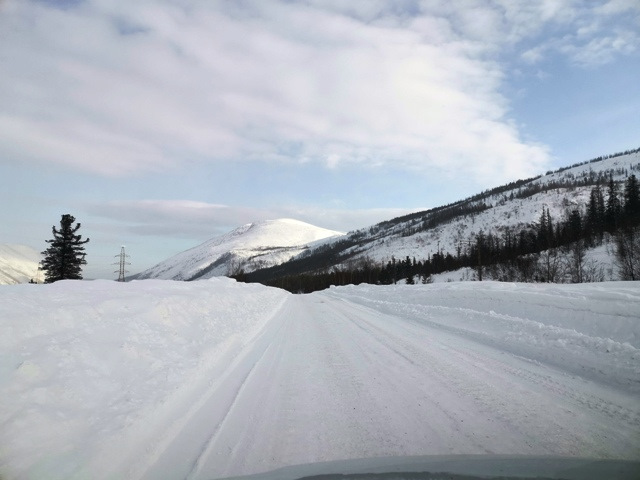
[244,148,640,292]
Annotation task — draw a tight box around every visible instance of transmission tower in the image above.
[114,246,130,282]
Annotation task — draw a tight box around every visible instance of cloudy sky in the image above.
[1,0,639,279]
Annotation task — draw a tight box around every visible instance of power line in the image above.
[114,246,130,282]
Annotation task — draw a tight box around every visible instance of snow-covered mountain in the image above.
[135,218,343,281]
[0,244,42,285]
[248,149,640,282]
[137,149,639,284]
[340,150,640,264]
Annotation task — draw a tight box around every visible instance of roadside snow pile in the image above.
[328,281,640,395]
[0,278,288,480]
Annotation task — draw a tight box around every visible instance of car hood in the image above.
[216,455,640,480]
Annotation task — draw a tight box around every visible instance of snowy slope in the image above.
[135,218,343,280]
[0,244,42,285]
[1,280,639,479]
[283,151,640,273]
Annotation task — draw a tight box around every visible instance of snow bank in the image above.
[0,278,288,479]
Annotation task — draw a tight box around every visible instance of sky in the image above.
[1,0,639,279]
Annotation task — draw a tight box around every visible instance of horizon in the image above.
[1,1,639,279]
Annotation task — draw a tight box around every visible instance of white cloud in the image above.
[0,0,557,186]
[560,29,638,67]
[521,46,546,64]
[511,0,640,67]
[87,200,420,237]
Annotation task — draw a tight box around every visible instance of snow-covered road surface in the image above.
[1,280,639,479]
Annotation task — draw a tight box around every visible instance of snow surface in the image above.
[135,218,343,281]
[0,244,42,285]
[1,280,639,479]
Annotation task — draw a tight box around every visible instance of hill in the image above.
[135,218,343,281]
[246,148,640,289]
[0,244,42,285]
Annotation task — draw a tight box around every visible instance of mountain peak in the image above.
[0,244,42,284]
[135,218,343,281]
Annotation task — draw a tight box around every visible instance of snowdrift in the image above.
[0,278,289,479]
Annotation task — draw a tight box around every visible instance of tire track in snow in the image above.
[334,291,640,395]
[133,302,290,480]
[136,291,639,479]
[184,323,285,480]
[320,293,640,460]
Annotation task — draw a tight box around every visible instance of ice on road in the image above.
[1,280,639,479]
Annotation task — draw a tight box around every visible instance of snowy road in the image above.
[134,288,639,480]
[2,280,639,480]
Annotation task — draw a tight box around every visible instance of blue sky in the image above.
[1,0,639,279]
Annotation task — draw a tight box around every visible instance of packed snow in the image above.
[0,244,42,285]
[135,219,343,281]
[1,279,639,479]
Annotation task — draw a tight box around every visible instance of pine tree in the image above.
[623,174,639,222]
[537,206,554,250]
[40,214,90,283]
[605,174,621,232]
[567,209,583,243]
[475,230,485,281]
[587,185,605,243]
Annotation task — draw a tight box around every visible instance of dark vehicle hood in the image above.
[217,455,640,480]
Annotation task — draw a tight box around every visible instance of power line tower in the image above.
[114,246,130,282]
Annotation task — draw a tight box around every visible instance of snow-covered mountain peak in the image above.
[135,218,343,281]
[0,244,42,284]
[238,218,342,245]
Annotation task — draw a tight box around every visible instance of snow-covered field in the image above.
[1,279,639,479]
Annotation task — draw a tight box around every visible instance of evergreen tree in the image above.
[587,185,605,242]
[623,174,639,222]
[40,214,90,283]
[567,209,583,243]
[546,208,554,247]
[475,230,485,281]
[537,206,554,250]
[605,174,621,231]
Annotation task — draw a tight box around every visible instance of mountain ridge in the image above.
[245,148,640,286]
[135,147,639,285]
[134,218,343,281]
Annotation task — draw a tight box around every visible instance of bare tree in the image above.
[565,240,586,283]
[537,248,563,283]
[614,226,640,280]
